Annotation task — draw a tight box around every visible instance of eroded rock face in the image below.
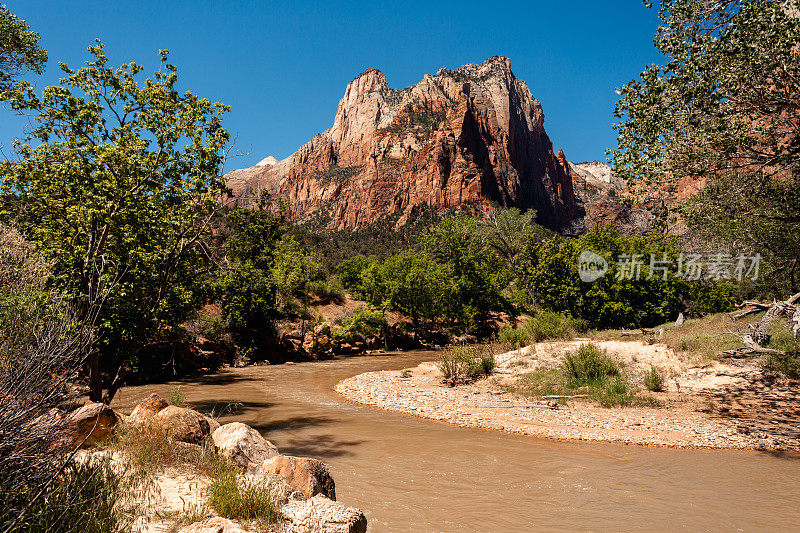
[66,402,118,448]
[254,455,336,500]
[212,422,279,468]
[227,56,582,232]
[280,495,367,533]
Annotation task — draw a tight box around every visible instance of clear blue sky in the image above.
[2,1,662,169]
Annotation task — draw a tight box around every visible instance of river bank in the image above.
[336,339,800,451]
[113,349,800,531]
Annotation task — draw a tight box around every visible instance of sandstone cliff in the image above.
[226,56,583,232]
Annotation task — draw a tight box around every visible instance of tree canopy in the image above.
[0,43,230,401]
[612,0,800,294]
[0,5,47,92]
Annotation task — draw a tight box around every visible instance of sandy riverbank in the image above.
[336,340,800,450]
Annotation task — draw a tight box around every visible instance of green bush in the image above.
[563,344,619,384]
[498,327,531,350]
[643,366,666,392]
[437,345,496,386]
[526,311,578,342]
[169,386,185,407]
[308,277,345,304]
[689,281,740,314]
[206,471,277,523]
[334,307,386,341]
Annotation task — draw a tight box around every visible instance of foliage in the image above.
[110,422,229,479]
[437,345,496,386]
[337,254,377,296]
[689,281,739,315]
[526,311,586,342]
[612,0,800,294]
[0,225,125,532]
[506,345,659,408]
[498,326,532,351]
[169,386,185,407]
[215,199,285,347]
[0,43,230,401]
[517,224,719,329]
[206,471,277,524]
[0,5,47,92]
[563,344,619,384]
[421,215,512,329]
[643,366,666,392]
[314,165,363,184]
[334,306,386,340]
[368,250,452,328]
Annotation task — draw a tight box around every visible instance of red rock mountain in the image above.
[226,56,583,232]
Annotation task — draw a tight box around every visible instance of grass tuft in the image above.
[643,366,666,392]
[206,471,277,524]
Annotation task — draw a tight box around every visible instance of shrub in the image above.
[498,327,531,351]
[437,345,496,386]
[763,352,800,379]
[563,344,619,384]
[526,311,577,342]
[400,369,412,378]
[643,366,666,392]
[308,277,345,304]
[334,307,386,341]
[206,471,277,523]
[689,281,740,314]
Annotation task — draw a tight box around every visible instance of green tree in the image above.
[0,43,229,402]
[216,194,286,348]
[612,0,800,294]
[0,5,47,92]
[271,236,323,334]
[422,215,510,330]
[517,225,692,329]
[377,251,452,328]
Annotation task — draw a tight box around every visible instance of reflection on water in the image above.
[113,351,800,532]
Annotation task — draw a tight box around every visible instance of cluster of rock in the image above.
[226,56,583,233]
[67,394,367,532]
[279,319,454,360]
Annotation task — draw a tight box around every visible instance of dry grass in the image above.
[106,422,230,479]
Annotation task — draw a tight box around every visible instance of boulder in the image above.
[178,517,252,533]
[254,455,335,500]
[66,402,118,448]
[152,405,214,444]
[212,422,279,468]
[280,495,367,533]
[128,393,168,423]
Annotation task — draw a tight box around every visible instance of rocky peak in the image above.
[227,57,584,232]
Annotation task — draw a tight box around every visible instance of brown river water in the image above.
[113,350,800,532]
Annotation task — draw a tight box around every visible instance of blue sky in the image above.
[2,1,662,169]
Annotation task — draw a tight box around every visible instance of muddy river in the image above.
[113,351,800,532]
